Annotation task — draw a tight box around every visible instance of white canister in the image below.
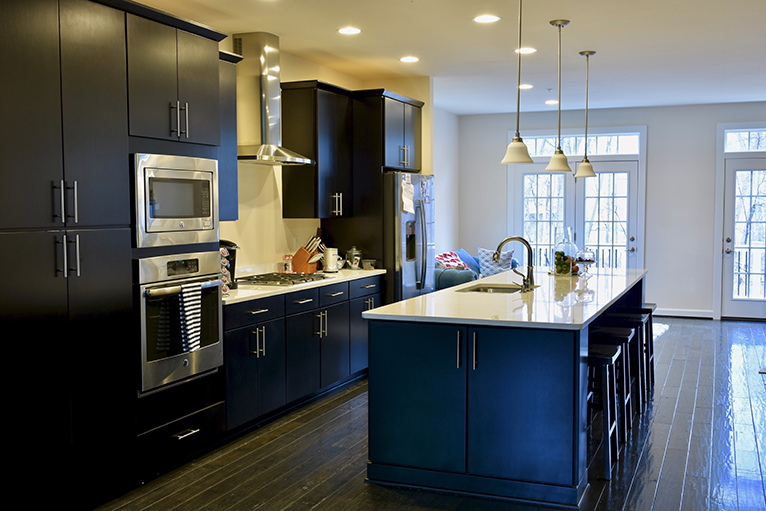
[323,247,343,272]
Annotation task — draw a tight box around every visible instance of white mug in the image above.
[324,247,343,272]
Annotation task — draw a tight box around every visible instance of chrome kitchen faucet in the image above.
[493,236,535,292]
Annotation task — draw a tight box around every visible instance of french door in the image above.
[721,157,766,319]
[511,160,641,271]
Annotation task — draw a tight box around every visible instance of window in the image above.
[521,173,566,268]
[526,133,640,157]
[725,129,766,152]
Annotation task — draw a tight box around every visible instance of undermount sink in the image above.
[460,283,524,294]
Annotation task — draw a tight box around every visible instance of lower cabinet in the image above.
[349,292,381,373]
[224,317,286,430]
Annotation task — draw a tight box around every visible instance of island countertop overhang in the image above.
[362,268,647,330]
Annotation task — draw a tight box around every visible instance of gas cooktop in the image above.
[236,272,326,286]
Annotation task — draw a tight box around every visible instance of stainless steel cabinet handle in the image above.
[339,192,343,216]
[294,298,314,304]
[183,102,189,138]
[250,328,261,355]
[54,180,66,223]
[66,181,79,223]
[327,291,345,297]
[248,308,269,315]
[472,332,477,370]
[456,331,461,369]
[170,101,180,136]
[323,310,328,336]
[361,284,377,289]
[68,234,81,277]
[315,311,324,337]
[172,428,200,441]
[260,326,266,356]
[400,146,406,166]
[57,234,68,278]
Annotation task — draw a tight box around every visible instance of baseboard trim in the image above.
[655,308,714,319]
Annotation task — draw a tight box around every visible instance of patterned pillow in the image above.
[477,247,515,277]
[435,251,470,270]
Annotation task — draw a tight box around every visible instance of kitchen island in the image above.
[362,268,647,508]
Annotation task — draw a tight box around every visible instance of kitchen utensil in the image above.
[308,252,323,264]
[323,248,343,272]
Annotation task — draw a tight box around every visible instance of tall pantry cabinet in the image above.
[0,0,134,508]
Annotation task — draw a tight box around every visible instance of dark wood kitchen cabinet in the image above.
[224,295,287,430]
[127,13,220,146]
[353,90,423,172]
[348,274,383,373]
[0,0,129,231]
[281,81,353,219]
[218,52,243,222]
[1,228,135,509]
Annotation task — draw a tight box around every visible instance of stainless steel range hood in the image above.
[234,32,313,165]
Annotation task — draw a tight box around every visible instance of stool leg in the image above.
[646,315,655,391]
[617,346,629,442]
[601,362,619,480]
[630,332,645,414]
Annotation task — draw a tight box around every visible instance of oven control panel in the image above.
[167,258,200,277]
[138,251,220,284]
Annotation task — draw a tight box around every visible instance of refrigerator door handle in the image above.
[416,198,427,290]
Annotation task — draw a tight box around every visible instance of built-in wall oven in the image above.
[138,251,223,393]
[134,153,218,248]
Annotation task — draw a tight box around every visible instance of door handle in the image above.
[726,237,732,243]
[250,328,261,356]
[725,248,733,254]
[180,102,189,138]
[172,428,200,441]
[56,234,68,278]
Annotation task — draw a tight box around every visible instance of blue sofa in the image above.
[434,248,519,290]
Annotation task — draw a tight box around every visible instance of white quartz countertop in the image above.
[362,268,647,330]
[223,269,387,305]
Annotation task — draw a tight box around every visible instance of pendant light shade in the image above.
[545,20,571,172]
[501,0,533,164]
[574,50,596,178]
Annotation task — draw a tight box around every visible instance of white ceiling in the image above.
[135,0,765,115]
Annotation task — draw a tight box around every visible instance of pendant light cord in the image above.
[584,54,589,157]
[514,0,523,138]
[556,23,562,151]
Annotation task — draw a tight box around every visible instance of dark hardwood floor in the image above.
[96,317,766,511]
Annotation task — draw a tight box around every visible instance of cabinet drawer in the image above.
[285,288,319,315]
[225,295,285,331]
[137,401,225,475]
[319,282,349,307]
[350,275,383,299]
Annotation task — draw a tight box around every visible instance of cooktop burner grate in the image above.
[236,272,326,286]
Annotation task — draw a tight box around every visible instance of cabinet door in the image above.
[127,14,178,141]
[383,98,405,168]
[257,318,287,416]
[0,0,63,230]
[368,321,467,473]
[60,0,129,227]
[66,228,135,502]
[177,30,220,145]
[466,326,576,485]
[285,310,321,402]
[403,103,422,171]
[218,59,238,221]
[320,302,350,387]
[224,326,260,430]
[349,292,380,373]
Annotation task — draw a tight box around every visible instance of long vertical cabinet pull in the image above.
[56,235,69,278]
[54,181,66,223]
[472,331,477,370]
[456,330,461,369]
[67,234,81,277]
[66,181,79,224]
[170,101,180,136]
[180,102,189,138]
[315,310,328,338]
[259,326,266,356]
[250,328,261,356]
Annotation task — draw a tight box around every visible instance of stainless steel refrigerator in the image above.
[321,171,435,304]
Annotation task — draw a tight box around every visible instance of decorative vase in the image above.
[550,226,578,276]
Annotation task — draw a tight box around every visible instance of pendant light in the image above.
[501,0,533,164]
[574,50,597,178]
[545,20,572,172]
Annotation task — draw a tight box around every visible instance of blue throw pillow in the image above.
[454,248,481,275]
[477,247,515,277]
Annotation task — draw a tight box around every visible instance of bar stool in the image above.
[598,312,651,410]
[587,343,621,480]
[590,327,634,442]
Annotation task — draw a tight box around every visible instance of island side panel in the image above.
[368,320,468,473]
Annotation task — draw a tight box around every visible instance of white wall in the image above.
[458,101,766,317]
[432,107,460,254]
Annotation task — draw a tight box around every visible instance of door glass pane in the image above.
[731,169,766,300]
[522,173,565,267]
[583,171,630,271]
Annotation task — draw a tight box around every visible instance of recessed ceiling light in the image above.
[515,47,537,54]
[400,56,419,63]
[338,27,361,35]
[519,84,533,90]
[545,99,559,105]
[473,15,500,23]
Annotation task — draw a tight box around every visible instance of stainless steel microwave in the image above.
[134,153,219,248]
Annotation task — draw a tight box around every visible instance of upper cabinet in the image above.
[354,90,424,173]
[0,0,130,230]
[218,52,242,222]
[127,14,220,146]
[281,81,353,219]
